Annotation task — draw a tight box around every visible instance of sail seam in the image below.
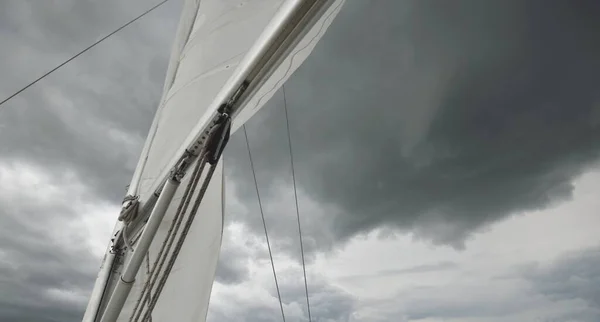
[133,0,201,194]
[250,0,345,114]
[161,51,246,107]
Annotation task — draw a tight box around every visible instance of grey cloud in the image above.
[215,256,249,285]
[0,0,182,203]
[0,169,99,322]
[214,237,252,285]
[208,272,355,322]
[0,0,183,321]
[395,246,600,322]
[278,276,355,322]
[225,0,600,251]
[339,260,457,282]
[224,127,340,261]
[348,250,600,322]
[401,296,532,321]
[384,260,457,275]
[208,305,280,322]
[522,247,600,312]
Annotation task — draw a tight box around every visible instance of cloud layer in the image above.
[0,162,111,322]
[225,0,600,251]
[0,0,181,203]
[0,0,181,320]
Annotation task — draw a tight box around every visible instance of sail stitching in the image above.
[244,125,287,322]
[160,51,246,108]
[250,0,345,114]
[133,0,201,194]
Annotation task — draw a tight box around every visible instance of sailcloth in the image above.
[83,0,345,321]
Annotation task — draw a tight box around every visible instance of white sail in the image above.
[135,0,286,199]
[83,1,345,321]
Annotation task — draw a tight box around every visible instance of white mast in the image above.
[83,1,345,321]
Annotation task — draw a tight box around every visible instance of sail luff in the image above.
[232,0,345,132]
[116,0,344,248]
[82,2,201,321]
[128,0,201,197]
[139,0,341,209]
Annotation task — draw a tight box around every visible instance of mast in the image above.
[83,1,345,321]
[81,1,203,320]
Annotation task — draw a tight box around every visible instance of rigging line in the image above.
[142,161,219,322]
[140,120,225,321]
[0,0,169,110]
[244,125,286,322]
[129,152,207,322]
[122,223,134,252]
[282,85,312,322]
[143,252,153,322]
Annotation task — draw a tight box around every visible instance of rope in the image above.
[122,224,134,252]
[244,125,286,322]
[0,0,170,111]
[129,152,206,322]
[119,195,140,222]
[144,253,153,322]
[118,194,140,253]
[131,121,225,321]
[282,86,312,322]
[142,162,219,322]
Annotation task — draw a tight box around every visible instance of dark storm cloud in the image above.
[0,1,182,321]
[0,0,182,203]
[0,168,99,322]
[225,0,600,250]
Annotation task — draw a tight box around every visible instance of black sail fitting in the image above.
[206,113,231,165]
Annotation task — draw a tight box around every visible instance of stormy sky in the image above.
[1,0,600,322]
